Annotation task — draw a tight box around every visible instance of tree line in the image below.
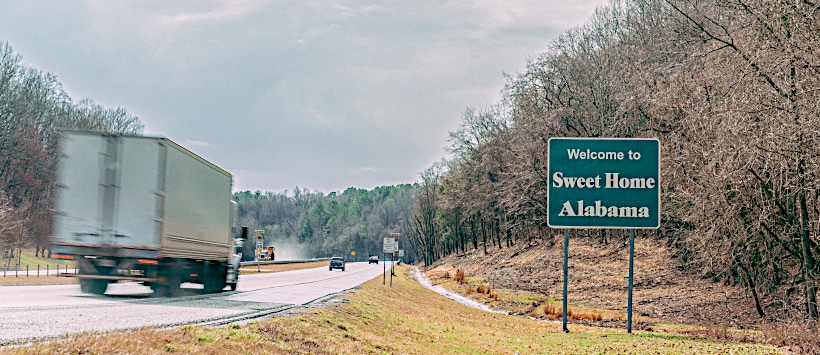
[0,41,144,265]
[0,39,422,267]
[234,185,417,261]
[411,0,820,324]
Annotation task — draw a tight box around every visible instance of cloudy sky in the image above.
[0,1,606,193]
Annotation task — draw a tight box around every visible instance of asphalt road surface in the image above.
[0,261,387,345]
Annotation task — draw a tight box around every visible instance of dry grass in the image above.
[239,260,329,274]
[0,249,77,286]
[0,260,326,286]
[758,322,820,354]
[0,275,78,286]
[1,265,781,355]
[530,301,604,322]
[430,237,760,329]
[453,268,466,284]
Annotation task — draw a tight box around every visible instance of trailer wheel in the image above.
[80,278,108,295]
[203,263,226,293]
[154,271,182,297]
[153,284,168,297]
[166,273,182,297]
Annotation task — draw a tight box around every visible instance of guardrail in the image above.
[2,264,77,277]
[238,258,330,267]
[0,259,331,277]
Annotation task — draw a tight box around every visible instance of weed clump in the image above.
[531,302,602,322]
[476,284,492,295]
[453,269,466,284]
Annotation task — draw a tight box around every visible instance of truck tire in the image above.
[203,263,226,293]
[80,278,108,295]
[166,273,182,297]
[154,270,182,297]
[153,283,168,297]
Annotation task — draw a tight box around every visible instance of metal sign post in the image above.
[548,138,660,334]
[562,228,569,333]
[628,228,635,333]
[383,236,396,286]
[388,233,400,287]
[254,229,265,273]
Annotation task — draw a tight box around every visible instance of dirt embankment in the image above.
[427,233,760,329]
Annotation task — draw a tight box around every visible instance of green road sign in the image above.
[548,138,660,229]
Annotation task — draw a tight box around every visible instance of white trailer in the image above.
[51,131,246,296]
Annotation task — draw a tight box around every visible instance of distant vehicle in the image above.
[258,247,275,261]
[329,257,345,271]
[368,255,379,264]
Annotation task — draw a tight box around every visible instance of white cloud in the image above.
[0,0,608,193]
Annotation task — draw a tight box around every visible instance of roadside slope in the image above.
[2,264,779,355]
[427,234,760,329]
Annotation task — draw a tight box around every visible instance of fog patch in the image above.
[266,237,309,261]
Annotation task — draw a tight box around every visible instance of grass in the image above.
[1,248,75,268]
[0,249,78,286]
[0,249,327,285]
[0,264,782,354]
[238,260,329,274]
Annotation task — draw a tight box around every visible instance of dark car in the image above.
[368,255,379,264]
[329,257,345,271]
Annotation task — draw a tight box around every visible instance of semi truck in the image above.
[51,131,246,297]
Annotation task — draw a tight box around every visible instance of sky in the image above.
[0,0,607,193]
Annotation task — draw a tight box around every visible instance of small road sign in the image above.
[254,229,265,240]
[383,237,395,253]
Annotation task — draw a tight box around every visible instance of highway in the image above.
[0,261,387,345]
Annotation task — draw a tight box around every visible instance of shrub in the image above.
[453,269,466,284]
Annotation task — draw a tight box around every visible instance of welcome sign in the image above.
[548,138,660,229]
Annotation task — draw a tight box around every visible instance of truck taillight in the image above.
[138,259,159,265]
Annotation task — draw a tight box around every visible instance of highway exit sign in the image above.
[548,138,660,229]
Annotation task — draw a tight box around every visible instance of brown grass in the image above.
[453,268,466,284]
[0,265,781,355]
[238,260,329,274]
[476,283,492,295]
[530,302,601,321]
[430,237,763,330]
[759,321,820,354]
[0,261,326,286]
[0,275,78,286]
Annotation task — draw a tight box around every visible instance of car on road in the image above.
[368,255,379,264]
[329,257,345,271]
